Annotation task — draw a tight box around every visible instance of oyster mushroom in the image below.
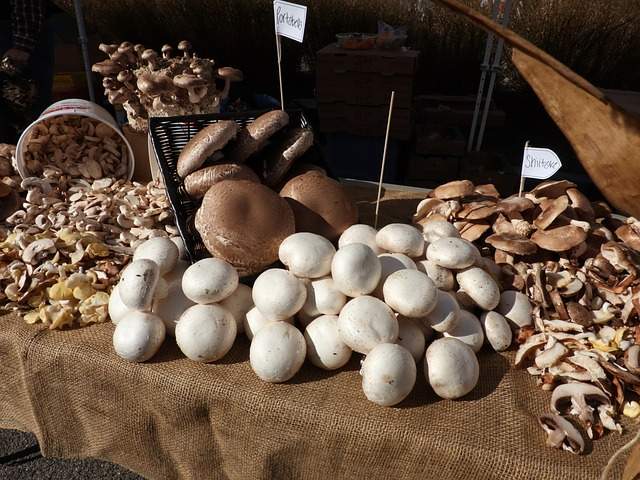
[531,225,588,252]
[550,382,610,425]
[538,414,585,454]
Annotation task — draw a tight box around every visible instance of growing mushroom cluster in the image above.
[108,223,530,408]
[413,178,640,453]
[0,165,178,329]
[92,40,243,132]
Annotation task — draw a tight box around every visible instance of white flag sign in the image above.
[521,146,562,180]
[273,0,307,43]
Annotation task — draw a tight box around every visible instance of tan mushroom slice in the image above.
[486,233,537,256]
[535,337,569,368]
[615,224,640,252]
[539,414,586,454]
[533,195,569,230]
[601,242,637,275]
[433,180,474,200]
[514,333,547,367]
[567,188,595,222]
[455,221,490,242]
[550,382,610,425]
[543,319,584,333]
[625,345,640,375]
[567,352,607,381]
[600,361,640,387]
[531,225,588,252]
[530,179,577,199]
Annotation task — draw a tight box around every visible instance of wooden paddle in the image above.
[433,0,640,218]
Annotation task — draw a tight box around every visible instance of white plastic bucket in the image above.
[15,98,135,180]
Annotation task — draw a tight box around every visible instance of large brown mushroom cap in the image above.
[496,196,535,218]
[457,200,497,221]
[531,225,588,252]
[226,110,290,163]
[195,180,295,276]
[533,195,569,230]
[530,179,577,199]
[566,188,595,221]
[616,224,640,252]
[433,180,474,200]
[263,128,314,187]
[279,170,358,241]
[486,233,538,255]
[184,163,259,198]
[177,121,239,178]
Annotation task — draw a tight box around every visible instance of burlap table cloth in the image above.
[1,182,637,479]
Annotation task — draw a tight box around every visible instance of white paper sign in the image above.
[273,0,307,43]
[521,146,562,180]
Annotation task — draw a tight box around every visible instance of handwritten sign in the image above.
[521,146,562,180]
[273,0,307,43]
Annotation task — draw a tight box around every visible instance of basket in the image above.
[148,109,318,263]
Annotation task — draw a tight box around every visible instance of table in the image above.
[0,183,636,480]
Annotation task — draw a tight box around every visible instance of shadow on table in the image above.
[459,350,510,402]
[358,197,425,227]
[288,353,361,385]
[217,337,250,365]
[147,340,183,364]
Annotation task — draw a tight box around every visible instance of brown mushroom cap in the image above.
[226,110,290,163]
[456,221,491,242]
[98,43,118,56]
[263,128,314,188]
[533,195,569,230]
[457,200,498,221]
[178,40,192,54]
[474,183,500,198]
[279,170,358,241]
[433,180,474,200]
[137,72,173,97]
[173,73,208,89]
[217,67,243,82]
[531,225,588,252]
[531,180,577,199]
[496,196,535,218]
[161,44,173,57]
[486,233,538,255]
[625,345,640,375]
[195,180,295,276]
[177,121,239,178]
[91,59,122,76]
[616,224,640,252]
[566,188,595,221]
[184,163,259,198]
[413,198,445,224]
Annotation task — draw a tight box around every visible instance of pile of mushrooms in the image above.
[0,162,179,329]
[111,223,530,409]
[413,179,640,453]
[92,40,243,132]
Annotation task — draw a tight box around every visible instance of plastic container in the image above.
[15,98,135,180]
[148,109,324,263]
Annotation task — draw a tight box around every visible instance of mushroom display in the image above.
[250,321,307,383]
[360,343,417,406]
[278,232,336,278]
[425,337,479,400]
[252,268,307,321]
[181,257,239,304]
[331,243,382,297]
[113,311,166,362]
[304,315,352,370]
[175,304,237,362]
[92,40,243,132]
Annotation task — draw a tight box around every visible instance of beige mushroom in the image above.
[278,232,336,278]
[300,276,347,320]
[535,337,569,368]
[485,233,537,256]
[416,259,456,291]
[425,337,479,399]
[304,315,352,370]
[252,269,306,321]
[456,267,500,311]
[421,220,460,243]
[338,296,398,354]
[550,382,610,425]
[531,226,588,252]
[374,253,417,298]
[338,224,384,255]
[538,414,586,454]
[331,244,381,297]
[426,237,477,270]
[423,290,460,333]
[360,343,416,407]
[496,291,533,328]
[480,311,512,352]
[375,224,425,257]
[383,270,438,318]
[396,316,426,362]
[443,310,484,353]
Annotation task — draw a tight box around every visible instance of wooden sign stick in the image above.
[518,140,530,197]
[374,91,396,229]
[275,32,285,110]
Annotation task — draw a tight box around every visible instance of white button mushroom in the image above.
[376,223,425,257]
[118,259,160,311]
[108,284,130,325]
[182,258,239,304]
[426,237,477,269]
[278,232,336,278]
[425,337,479,399]
[331,243,381,297]
[416,259,456,291]
[383,270,438,318]
[373,253,417,298]
[338,224,384,255]
[456,267,500,311]
[133,237,179,275]
[252,268,307,320]
[480,311,513,352]
[244,306,294,341]
[250,322,306,383]
[300,276,347,319]
[443,310,485,353]
[219,284,253,334]
[338,296,398,354]
[496,290,533,328]
[361,343,416,406]
[113,311,166,362]
[154,277,169,300]
[421,220,460,243]
[175,304,237,362]
[396,316,426,362]
[170,236,188,261]
[153,282,194,337]
[304,315,352,370]
[423,290,460,333]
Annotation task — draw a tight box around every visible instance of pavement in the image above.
[0,429,142,479]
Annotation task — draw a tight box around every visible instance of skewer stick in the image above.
[275,32,285,110]
[374,91,396,229]
[518,140,530,197]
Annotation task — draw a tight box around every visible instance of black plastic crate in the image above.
[148,109,314,263]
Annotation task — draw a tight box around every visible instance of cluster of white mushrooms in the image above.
[108,221,531,407]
